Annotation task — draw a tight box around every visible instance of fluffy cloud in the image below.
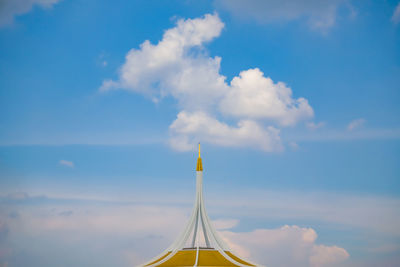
[100,13,313,152]
[347,118,366,131]
[0,0,60,27]
[221,225,349,267]
[392,3,400,24]
[100,13,227,111]
[169,111,282,151]
[310,244,350,267]
[220,68,313,126]
[215,0,351,31]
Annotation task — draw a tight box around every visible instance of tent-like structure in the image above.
[141,144,260,267]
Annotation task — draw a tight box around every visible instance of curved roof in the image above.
[145,249,254,267]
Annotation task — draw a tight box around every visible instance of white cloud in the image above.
[169,111,283,152]
[221,225,349,267]
[99,79,119,92]
[392,3,400,24]
[347,118,366,131]
[100,13,227,111]
[220,68,313,126]
[310,244,350,267]
[59,159,74,168]
[215,0,351,32]
[0,0,61,27]
[212,219,239,230]
[101,13,313,152]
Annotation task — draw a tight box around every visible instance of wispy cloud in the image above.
[347,118,366,131]
[1,191,399,266]
[392,2,400,24]
[214,0,353,32]
[306,121,326,130]
[208,190,400,237]
[97,52,108,67]
[0,192,355,267]
[4,188,399,238]
[0,132,166,146]
[59,159,74,168]
[288,141,299,150]
[0,0,61,27]
[213,219,239,230]
[0,221,9,241]
[286,127,400,142]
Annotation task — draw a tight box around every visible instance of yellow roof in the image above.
[146,249,255,267]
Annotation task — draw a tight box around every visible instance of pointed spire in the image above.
[198,143,201,158]
[142,141,259,267]
[196,143,203,171]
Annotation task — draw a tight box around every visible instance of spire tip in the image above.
[196,143,203,171]
[198,143,201,158]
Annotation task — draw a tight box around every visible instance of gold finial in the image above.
[196,143,203,171]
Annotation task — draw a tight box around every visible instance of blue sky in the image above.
[0,0,400,266]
